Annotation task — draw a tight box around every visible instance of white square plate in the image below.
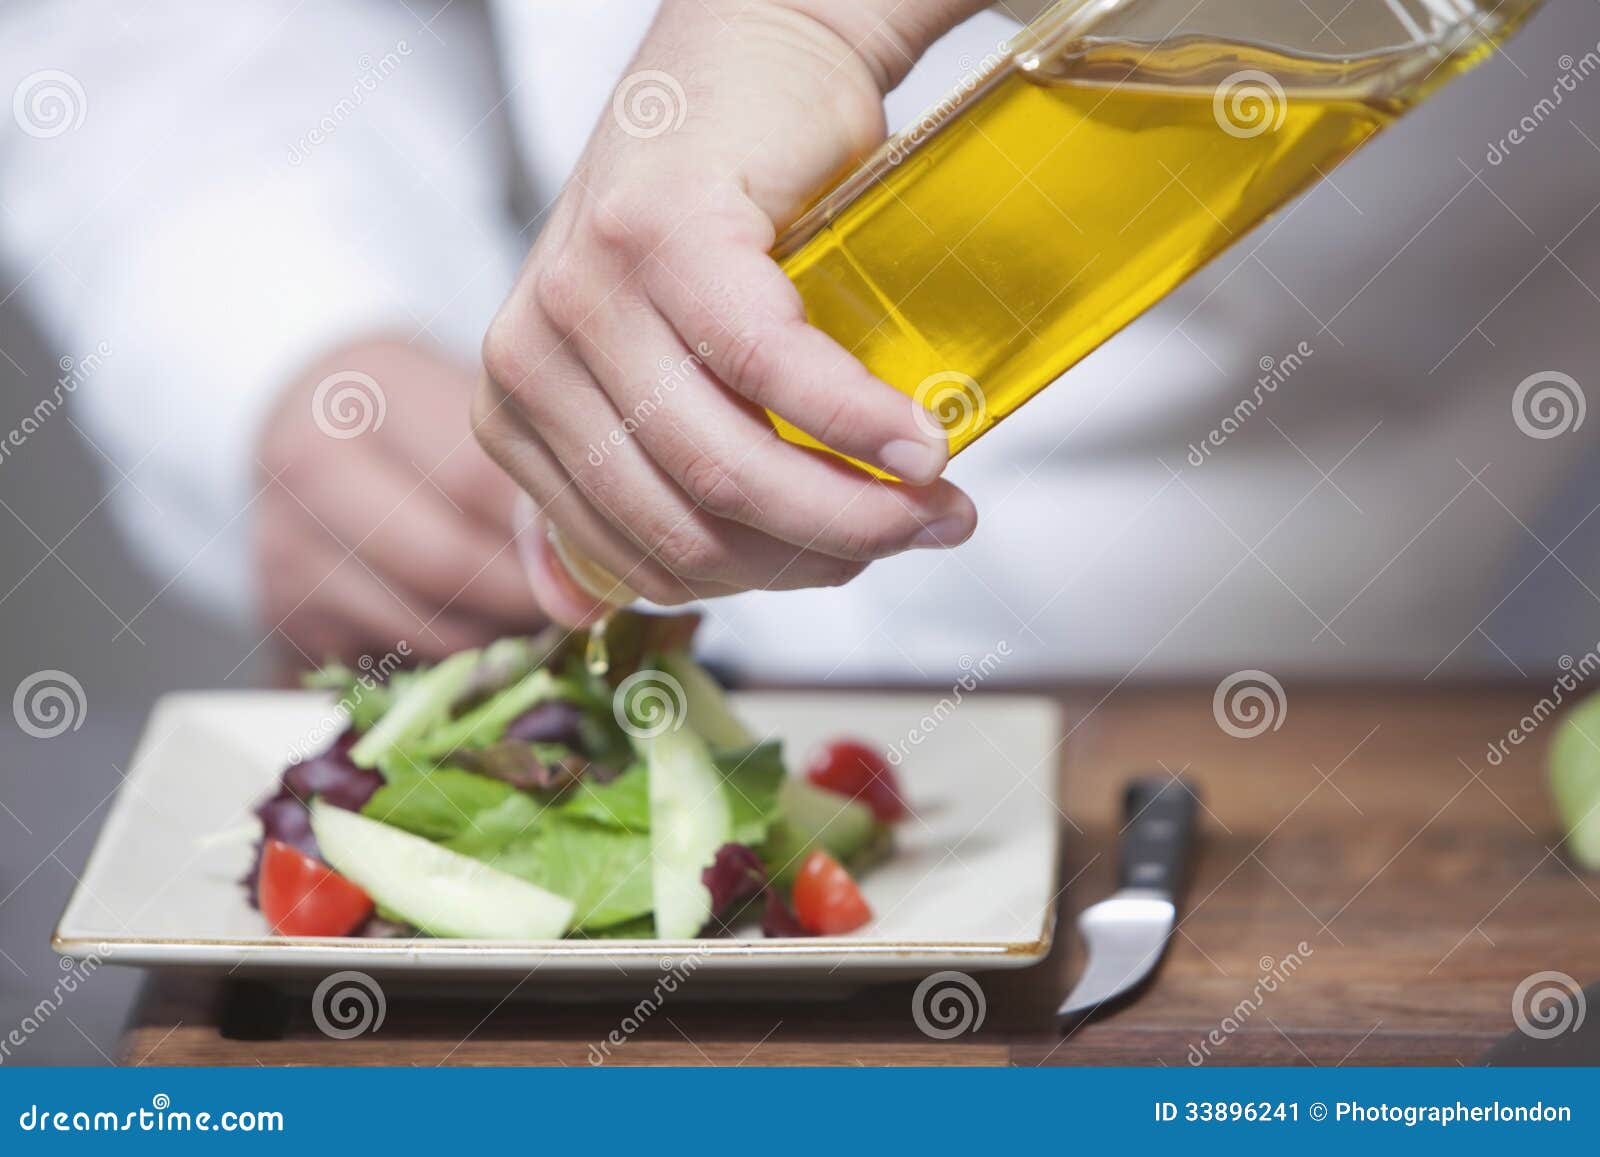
[55,691,1061,989]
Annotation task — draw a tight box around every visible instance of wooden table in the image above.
[119,685,1600,1066]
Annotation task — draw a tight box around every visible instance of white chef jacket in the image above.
[1,0,1596,681]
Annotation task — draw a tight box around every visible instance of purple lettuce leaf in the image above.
[454,700,621,792]
[243,727,382,906]
[503,699,587,747]
[281,744,383,811]
[451,741,599,792]
[698,843,768,934]
[761,891,814,938]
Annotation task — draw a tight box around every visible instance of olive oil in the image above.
[773,31,1514,459]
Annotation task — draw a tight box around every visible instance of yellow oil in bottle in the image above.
[773,32,1508,460]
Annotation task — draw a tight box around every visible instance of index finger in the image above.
[645,206,950,486]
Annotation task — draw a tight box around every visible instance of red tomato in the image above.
[791,850,872,935]
[804,738,907,821]
[258,839,373,937]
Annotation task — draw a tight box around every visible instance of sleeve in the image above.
[0,0,523,623]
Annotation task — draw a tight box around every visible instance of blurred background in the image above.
[0,293,256,1063]
[2,0,1599,1061]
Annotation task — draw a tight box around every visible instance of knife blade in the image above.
[1057,775,1200,1024]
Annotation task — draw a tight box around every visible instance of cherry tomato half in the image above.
[258,839,373,937]
[804,738,907,822]
[791,849,872,935]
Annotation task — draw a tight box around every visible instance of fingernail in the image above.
[879,438,946,485]
[911,515,972,549]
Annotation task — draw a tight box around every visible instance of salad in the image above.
[247,610,907,941]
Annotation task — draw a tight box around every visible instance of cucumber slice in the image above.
[348,649,480,769]
[760,778,880,886]
[642,725,732,939]
[310,800,574,939]
[410,668,559,760]
[659,652,754,751]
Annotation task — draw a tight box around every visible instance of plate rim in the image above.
[53,688,1063,970]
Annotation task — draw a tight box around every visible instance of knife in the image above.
[1057,775,1200,1024]
[1480,977,1598,1065]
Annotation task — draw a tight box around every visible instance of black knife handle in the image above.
[1117,776,1200,897]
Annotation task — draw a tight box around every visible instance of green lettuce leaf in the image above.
[573,914,656,939]
[558,764,651,832]
[441,791,549,858]
[479,818,655,931]
[716,742,786,845]
[551,743,783,846]
[302,663,395,731]
[362,764,529,842]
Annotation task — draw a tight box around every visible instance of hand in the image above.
[257,338,543,665]
[475,0,986,626]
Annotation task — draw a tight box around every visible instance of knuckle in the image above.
[825,520,890,563]
[807,392,861,453]
[632,571,696,606]
[816,557,868,588]
[481,311,533,390]
[676,448,752,519]
[571,460,626,520]
[719,327,785,404]
[531,254,590,333]
[471,393,522,471]
[590,190,659,251]
[470,378,506,442]
[649,523,735,582]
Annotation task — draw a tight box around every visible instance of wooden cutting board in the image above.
[118,684,1599,1066]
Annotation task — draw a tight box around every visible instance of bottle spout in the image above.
[511,492,636,632]
[545,523,639,607]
